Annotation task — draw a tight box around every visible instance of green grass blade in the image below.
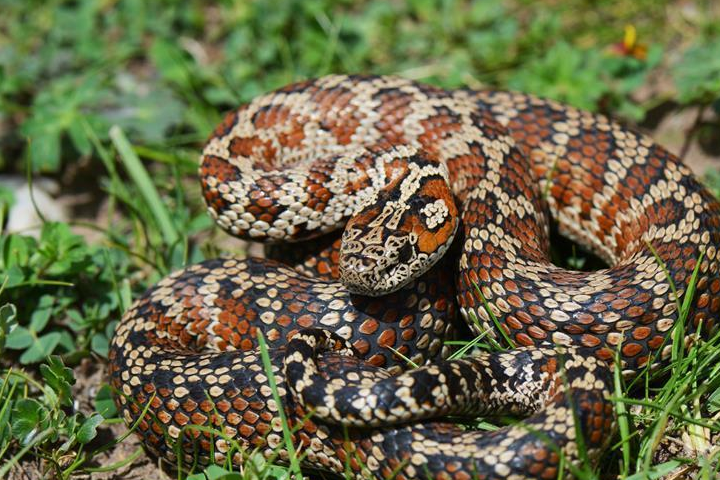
[83,447,145,473]
[613,348,631,477]
[109,125,180,246]
[256,332,303,479]
[472,281,515,349]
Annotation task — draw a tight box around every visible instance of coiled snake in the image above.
[109,75,720,479]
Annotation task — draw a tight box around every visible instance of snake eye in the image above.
[397,241,413,264]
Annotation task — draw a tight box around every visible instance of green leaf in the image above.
[58,414,79,453]
[67,119,93,156]
[66,308,85,331]
[2,234,35,270]
[188,465,243,480]
[91,332,110,357]
[76,413,103,444]
[43,383,59,408]
[20,74,106,172]
[508,42,608,110]
[29,294,54,332]
[40,356,74,407]
[708,385,720,413]
[57,330,75,354]
[119,279,132,313]
[105,320,118,339]
[95,384,118,418]
[27,125,62,172]
[0,185,15,213]
[11,398,47,445]
[0,303,18,353]
[19,331,62,364]
[36,222,92,277]
[5,325,33,350]
[1,266,25,288]
[672,39,720,104]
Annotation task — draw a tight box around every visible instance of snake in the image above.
[109,75,720,479]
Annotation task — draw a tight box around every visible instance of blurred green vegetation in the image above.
[1,0,720,479]
[1,0,719,172]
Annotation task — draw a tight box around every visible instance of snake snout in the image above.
[339,257,379,296]
[339,234,417,296]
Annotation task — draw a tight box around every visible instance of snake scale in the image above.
[109,75,720,479]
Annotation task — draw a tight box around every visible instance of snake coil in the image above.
[110,75,720,479]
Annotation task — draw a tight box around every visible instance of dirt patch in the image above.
[651,105,720,176]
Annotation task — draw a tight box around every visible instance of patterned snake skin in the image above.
[109,75,720,479]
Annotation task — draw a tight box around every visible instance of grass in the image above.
[1,0,720,479]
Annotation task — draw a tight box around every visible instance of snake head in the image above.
[339,161,459,296]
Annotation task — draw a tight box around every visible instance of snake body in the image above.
[110,75,720,479]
